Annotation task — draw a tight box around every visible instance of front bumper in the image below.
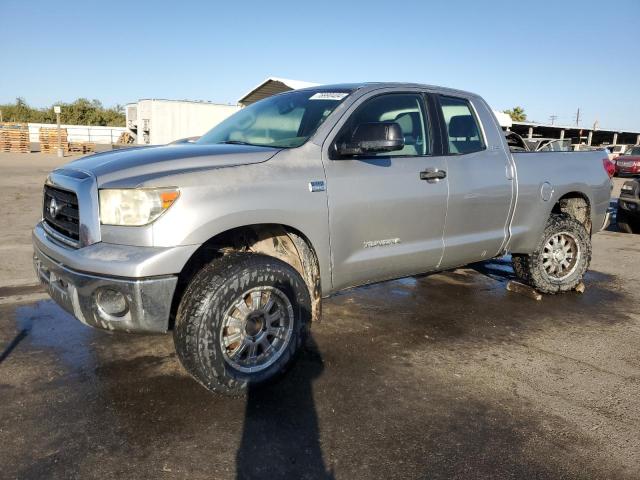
[618,197,640,217]
[33,245,178,333]
[31,222,199,333]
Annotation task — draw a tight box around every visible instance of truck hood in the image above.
[63,144,281,187]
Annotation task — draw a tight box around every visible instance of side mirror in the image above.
[337,121,404,156]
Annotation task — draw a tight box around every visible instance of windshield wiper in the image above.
[217,140,280,148]
[217,140,255,146]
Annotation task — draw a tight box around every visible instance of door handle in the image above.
[420,168,447,183]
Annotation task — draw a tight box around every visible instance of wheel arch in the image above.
[170,223,323,328]
[509,189,594,255]
[551,191,592,233]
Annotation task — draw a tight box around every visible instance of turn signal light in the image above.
[160,191,180,209]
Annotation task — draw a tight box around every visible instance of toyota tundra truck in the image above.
[33,83,612,394]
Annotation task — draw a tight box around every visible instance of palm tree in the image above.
[504,106,527,122]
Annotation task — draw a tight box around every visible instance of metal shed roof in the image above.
[238,77,320,106]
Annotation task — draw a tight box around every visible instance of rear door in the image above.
[436,94,516,268]
[322,90,449,291]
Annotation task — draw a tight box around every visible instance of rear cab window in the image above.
[439,96,486,155]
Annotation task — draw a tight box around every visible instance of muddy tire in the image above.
[616,208,640,234]
[512,214,591,294]
[173,252,311,396]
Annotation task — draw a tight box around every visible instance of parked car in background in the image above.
[535,138,572,152]
[607,144,630,160]
[33,83,612,395]
[615,146,640,177]
[524,137,572,152]
[617,178,640,233]
[572,144,604,152]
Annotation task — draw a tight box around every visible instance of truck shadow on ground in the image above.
[0,326,29,364]
[235,336,334,480]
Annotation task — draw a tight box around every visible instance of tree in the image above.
[0,98,125,126]
[504,106,527,122]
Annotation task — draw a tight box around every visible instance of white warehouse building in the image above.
[125,99,240,145]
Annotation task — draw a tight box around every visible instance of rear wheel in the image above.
[617,208,640,234]
[512,214,591,294]
[173,252,311,396]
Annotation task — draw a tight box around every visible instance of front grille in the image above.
[43,185,80,243]
[620,182,639,199]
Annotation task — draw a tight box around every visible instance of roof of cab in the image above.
[296,82,481,99]
[238,78,481,106]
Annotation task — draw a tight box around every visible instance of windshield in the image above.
[197,89,352,148]
[625,147,640,155]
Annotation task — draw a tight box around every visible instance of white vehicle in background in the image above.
[534,138,572,152]
[513,135,572,152]
[606,144,630,161]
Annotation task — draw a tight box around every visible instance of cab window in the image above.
[439,96,485,155]
[338,93,430,156]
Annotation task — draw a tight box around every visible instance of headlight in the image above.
[99,188,179,226]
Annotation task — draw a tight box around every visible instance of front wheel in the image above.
[512,214,591,294]
[173,253,311,396]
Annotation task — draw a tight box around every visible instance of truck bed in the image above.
[507,149,611,253]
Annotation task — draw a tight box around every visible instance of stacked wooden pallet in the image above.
[0,122,30,153]
[68,142,96,154]
[39,127,69,154]
[117,131,135,144]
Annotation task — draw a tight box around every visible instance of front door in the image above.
[322,91,449,291]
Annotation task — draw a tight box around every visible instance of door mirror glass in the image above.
[337,121,404,156]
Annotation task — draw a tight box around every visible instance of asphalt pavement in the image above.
[0,153,638,479]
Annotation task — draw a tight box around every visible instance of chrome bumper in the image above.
[32,221,198,332]
[601,209,613,231]
[33,245,178,333]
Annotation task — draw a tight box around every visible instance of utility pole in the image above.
[0,108,3,123]
[549,115,558,125]
[54,105,62,158]
[575,108,581,127]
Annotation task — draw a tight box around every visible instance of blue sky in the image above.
[1,0,639,130]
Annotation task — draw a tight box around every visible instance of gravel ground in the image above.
[0,152,638,479]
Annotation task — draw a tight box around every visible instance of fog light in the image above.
[95,288,128,317]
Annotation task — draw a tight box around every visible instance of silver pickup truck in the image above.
[33,83,612,394]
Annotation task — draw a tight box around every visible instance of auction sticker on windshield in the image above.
[309,92,349,101]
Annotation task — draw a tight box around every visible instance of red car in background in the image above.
[615,146,640,176]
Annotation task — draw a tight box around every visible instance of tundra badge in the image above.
[363,238,401,248]
[308,181,325,193]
